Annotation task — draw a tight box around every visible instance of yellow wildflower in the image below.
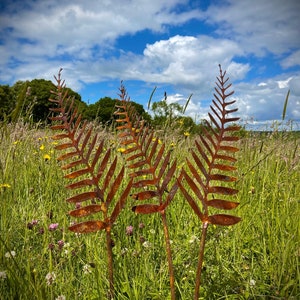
[117,148,126,153]
[0,183,11,189]
[43,154,51,161]
[152,137,162,144]
[39,144,45,150]
[184,132,190,137]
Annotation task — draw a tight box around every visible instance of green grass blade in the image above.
[282,89,290,120]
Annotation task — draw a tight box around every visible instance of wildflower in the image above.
[45,272,56,285]
[63,243,71,255]
[121,248,128,256]
[13,140,19,145]
[0,183,11,189]
[27,219,39,229]
[48,223,59,231]
[184,131,190,137]
[27,222,34,229]
[55,296,66,300]
[43,154,51,161]
[39,144,45,150]
[142,241,152,248]
[249,279,256,287]
[48,243,55,251]
[189,235,199,244]
[75,202,81,209]
[83,264,92,274]
[126,225,134,236]
[132,250,140,257]
[57,240,64,250]
[139,223,145,229]
[0,271,7,280]
[5,250,16,258]
[117,147,126,153]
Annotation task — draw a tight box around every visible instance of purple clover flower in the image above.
[57,240,64,249]
[126,225,134,236]
[48,223,59,231]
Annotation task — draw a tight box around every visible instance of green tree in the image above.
[152,98,183,125]
[85,97,151,125]
[10,79,86,123]
[0,85,14,121]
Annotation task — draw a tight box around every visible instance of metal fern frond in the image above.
[179,64,241,226]
[49,70,132,234]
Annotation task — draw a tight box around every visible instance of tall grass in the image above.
[0,122,299,299]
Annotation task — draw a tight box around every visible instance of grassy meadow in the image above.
[0,122,299,299]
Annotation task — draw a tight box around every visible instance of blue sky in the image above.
[0,0,300,130]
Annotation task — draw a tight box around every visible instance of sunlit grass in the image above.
[0,123,299,299]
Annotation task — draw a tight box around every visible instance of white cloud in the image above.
[0,0,202,83]
[277,77,293,89]
[281,50,300,69]
[127,35,247,88]
[234,75,300,122]
[0,0,202,57]
[204,0,300,56]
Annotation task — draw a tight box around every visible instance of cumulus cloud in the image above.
[0,0,202,82]
[0,0,202,57]
[204,0,300,56]
[234,76,300,123]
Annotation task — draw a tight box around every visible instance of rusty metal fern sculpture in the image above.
[49,69,132,299]
[114,83,178,299]
[49,65,242,299]
[178,65,241,299]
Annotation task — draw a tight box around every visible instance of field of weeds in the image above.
[0,122,299,299]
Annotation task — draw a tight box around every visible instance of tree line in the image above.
[0,78,207,134]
